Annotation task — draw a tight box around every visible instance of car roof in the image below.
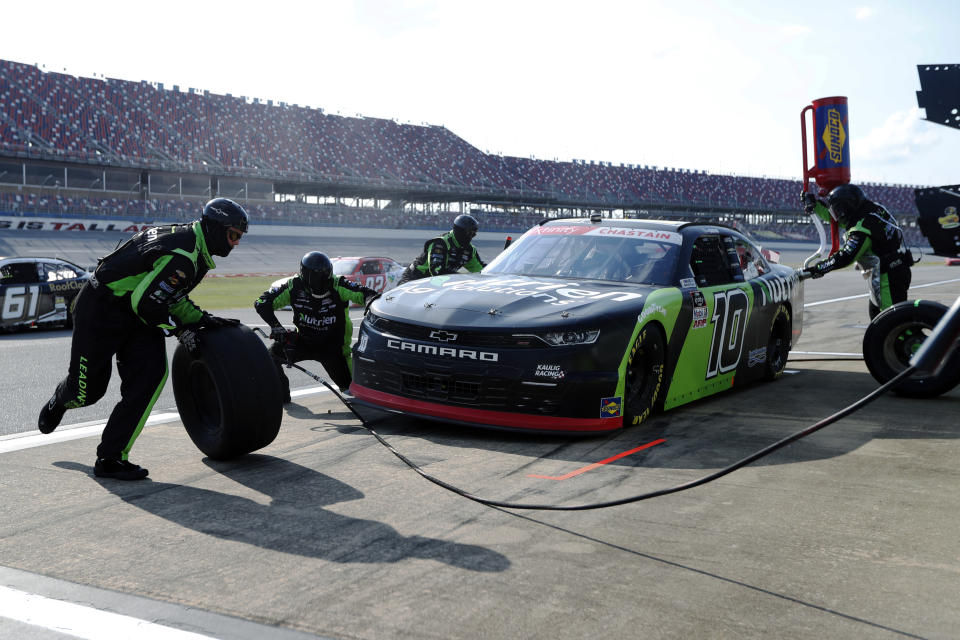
[333,256,396,261]
[0,256,87,268]
[539,217,742,234]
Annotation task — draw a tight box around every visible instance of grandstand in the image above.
[0,58,927,244]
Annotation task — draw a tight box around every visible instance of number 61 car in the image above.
[0,256,90,332]
[350,217,803,433]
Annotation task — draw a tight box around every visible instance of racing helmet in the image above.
[452,214,479,245]
[201,198,249,257]
[826,184,865,226]
[299,251,333,296]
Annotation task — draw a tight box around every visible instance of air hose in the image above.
[259,326,916,511]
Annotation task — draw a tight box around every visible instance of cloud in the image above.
[855,6,875,20]
[854,107,941,166]
[780,24,812,37]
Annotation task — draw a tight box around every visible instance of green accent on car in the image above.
[613,287,683,399]
[663,283,756,411]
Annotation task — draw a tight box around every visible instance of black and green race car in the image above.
[351,217,803,433]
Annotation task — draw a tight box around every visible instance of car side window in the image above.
[690,236,738,287]
[42,263,75,281]
[0,262,38,284]
[730,239,769,280]
[361,261,381,275]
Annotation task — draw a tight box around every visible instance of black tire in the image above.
[172,323,283,459]
[862,300,960,398]
[623,325,666,427]
[764,304,792,381]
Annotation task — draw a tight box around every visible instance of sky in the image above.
[2,0,958,187]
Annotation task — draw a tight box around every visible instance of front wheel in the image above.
[623,325,666,427]
[764,304,791,381]
[862,300,960,398]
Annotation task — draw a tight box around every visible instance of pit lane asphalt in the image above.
[1,227,959,639]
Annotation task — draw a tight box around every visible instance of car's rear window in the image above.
[485,226,682,285]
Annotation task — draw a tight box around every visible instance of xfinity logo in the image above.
[387,339,498,362]
[429,330,458,342]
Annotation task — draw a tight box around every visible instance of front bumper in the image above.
[352,321,626,432]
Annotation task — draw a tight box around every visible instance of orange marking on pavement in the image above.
[528,438,666,481]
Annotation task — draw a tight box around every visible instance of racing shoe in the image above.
[93,458,149,481]
[38,397,66,434]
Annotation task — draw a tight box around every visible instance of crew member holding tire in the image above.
[38,198,249,480]
[800,184,914,319]
[397,214,486,284]
[255,252,377,403]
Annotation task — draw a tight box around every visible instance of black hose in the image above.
[259,323,915,511]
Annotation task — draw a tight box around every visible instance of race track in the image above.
[1,226,959,640]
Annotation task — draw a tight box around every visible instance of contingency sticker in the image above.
[600,396,622,418]
[691,290,708,329]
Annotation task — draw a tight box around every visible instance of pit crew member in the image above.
[801,184,913,318]
[255,251,377,402]
[38,198,249,480]
[398,214,486,284]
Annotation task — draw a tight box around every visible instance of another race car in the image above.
[351,217,803,433]
[271,256,405,306]
[0,256,90,331]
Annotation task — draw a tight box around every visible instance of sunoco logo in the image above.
[387,339,498,361]
[822,108,846,164]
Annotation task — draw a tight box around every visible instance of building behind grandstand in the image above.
[0,59,928,246]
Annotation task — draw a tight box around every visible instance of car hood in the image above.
[371,273,657,329]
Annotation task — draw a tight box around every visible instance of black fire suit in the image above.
[255,275,376,395]
[808,201,913,317]
[48,222,216,460]
[398,230,485,284]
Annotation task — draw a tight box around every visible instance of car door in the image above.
[359,259,386,292]
[665,233,755,407]
[0,260,44,328]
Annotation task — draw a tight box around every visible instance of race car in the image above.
[0,256,90,331]
[333,256,405,295]
[271,256,405,306]
[350,217,803,433]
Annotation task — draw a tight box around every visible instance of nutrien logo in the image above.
[822,108,846,164]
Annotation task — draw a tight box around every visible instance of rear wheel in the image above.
[862,300,960,398]
[623,325,666,427]
[764,304,791,381]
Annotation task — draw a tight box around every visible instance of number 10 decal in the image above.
[706,288,749,379]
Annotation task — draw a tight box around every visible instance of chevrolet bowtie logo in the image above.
[429,330,458,342]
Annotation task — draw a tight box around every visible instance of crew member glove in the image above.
[199,313,241,329]
[800,191,818,214]
[269,325,287,341]
[800,267,824,280]
[177,325,202,356]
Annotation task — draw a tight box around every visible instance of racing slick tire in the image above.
[764,304,791,381]
[171,323,283,459]
[623,325,666,427]
[862,300,960,398]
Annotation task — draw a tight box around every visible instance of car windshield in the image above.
[485,226,682,285]
[332,259,358,275]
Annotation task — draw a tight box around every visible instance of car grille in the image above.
[368,315,544,348]
[356,364,563,415]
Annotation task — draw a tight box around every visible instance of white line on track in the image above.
[0,584,216,640]
[804,277,960,308]
[0,387,327,454]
